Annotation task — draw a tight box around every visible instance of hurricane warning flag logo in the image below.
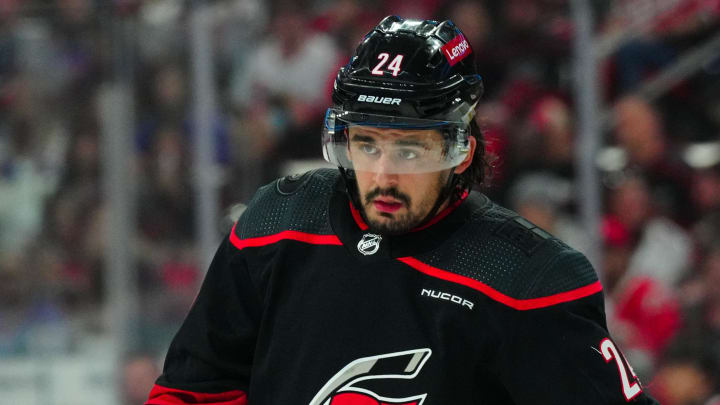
[309,348,432,405]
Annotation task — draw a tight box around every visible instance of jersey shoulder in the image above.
[232,168,339,241]
[416,194,600,308]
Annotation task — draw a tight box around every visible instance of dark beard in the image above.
[365,207,423,235]
[360,173,446,235]
[360,187,417,234]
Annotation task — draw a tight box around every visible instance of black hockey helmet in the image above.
[322,15,484,175]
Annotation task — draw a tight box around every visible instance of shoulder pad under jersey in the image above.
[411,196,601,310]
[232,168,339,242]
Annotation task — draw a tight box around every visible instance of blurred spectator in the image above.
[137,62,188,130]
[136,60,232,162]
[47,0,104,113]
[611,273,682,378]
[0,118,57,253]
[231,2,339,115]
[137,125,195,242]
[691,165,720,284]
[0,250,71,355]
[494,0,572,88]
[678,246,720,363]
[311,0,380,58]
[650,352,717,405]
[0,0,20,81]
[230,1,341,183]
[60,115,101,188]
[508,172,589,253]
[603,175,688,377]
[121,353,161,405]
[613,96,694,224]
[513,95,576,178]
[692,165,720,214]
[136,0,186,65]
[605,175,693,285]
[34,108,107,326]
[44,190,105,323]
[135,242,200,352]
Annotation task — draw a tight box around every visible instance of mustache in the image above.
[364,187,411,206]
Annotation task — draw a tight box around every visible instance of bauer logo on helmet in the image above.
[357,95,402,105]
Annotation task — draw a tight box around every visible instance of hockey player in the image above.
[146,16,660,404]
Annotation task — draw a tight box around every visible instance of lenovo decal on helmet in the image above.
[441,33,472,66]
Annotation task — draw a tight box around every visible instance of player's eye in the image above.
[396,148,419,160]
[360,143,380,156]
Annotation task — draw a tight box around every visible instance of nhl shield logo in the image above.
[357,233,382,256]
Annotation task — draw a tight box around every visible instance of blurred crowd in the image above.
[1,0,720,404]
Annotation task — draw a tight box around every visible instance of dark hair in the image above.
[456,119,492,193]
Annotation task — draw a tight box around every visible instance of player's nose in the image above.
[372,155,399,187]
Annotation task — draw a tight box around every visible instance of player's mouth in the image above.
[373,197,404,213]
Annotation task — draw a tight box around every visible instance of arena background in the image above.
[1,0,719,404]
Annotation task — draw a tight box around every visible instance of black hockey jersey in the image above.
[146,169,660,405]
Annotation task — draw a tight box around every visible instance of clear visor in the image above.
[322,108,470,174]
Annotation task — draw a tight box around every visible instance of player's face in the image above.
[348,126,468,234]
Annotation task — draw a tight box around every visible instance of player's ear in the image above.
[454,135,476,175]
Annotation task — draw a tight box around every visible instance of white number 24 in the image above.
[599,338,642,401]
[371,53,404,77]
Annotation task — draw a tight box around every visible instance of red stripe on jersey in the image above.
[229,224,342,251]
[397,256,603,310]
[145,384,247,405]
